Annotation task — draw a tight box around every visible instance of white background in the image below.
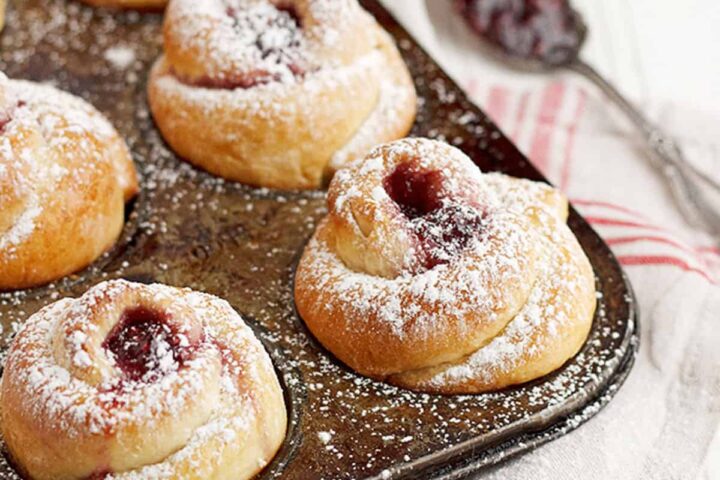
[571,0,720,115]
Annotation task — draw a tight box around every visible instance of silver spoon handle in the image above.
[569,58,720,238]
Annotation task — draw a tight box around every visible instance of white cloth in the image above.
[379,1,720,478]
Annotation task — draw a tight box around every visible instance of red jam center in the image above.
[384,162,485,270]
[102,306,195,383]
[191,4,305,89]
[384,161,445,219]
[457,0,582,65]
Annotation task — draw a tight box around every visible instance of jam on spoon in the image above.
[456,0,583,65]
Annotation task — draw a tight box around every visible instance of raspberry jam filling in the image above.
[384,161,445,219]
[103,306,198,383]
[189,3,306,89]
[384,162,485,270]
[457,0,582,65]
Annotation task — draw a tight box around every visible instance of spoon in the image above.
[456,0,720,240]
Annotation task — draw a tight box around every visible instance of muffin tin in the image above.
[0,1,639,478]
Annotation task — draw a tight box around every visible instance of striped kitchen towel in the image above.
[476,81,720,286]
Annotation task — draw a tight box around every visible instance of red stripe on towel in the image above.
[617,255,716,284]
[528,82,565,173]
[511,91,530,142]
[486,86,509,125]
[559,89,588,190]
[584,217,665,232]
[570,199,647,219]
[606,235,719,259]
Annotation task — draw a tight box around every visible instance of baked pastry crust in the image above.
[148,0,417,190]
[294,138,596,393]
[0,74,138,290]
[0,280,287,480]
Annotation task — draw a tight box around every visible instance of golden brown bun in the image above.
[0,280,287,480]
[0,0,5,31]
[0,74,138,291]
[294,138,596,393]
[80,0,167,9]
[148,0,416,190]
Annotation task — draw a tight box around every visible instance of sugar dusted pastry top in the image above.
[0,280,286,480]
[148,0,417,189]
[295,138,596,393]
[163,0,375,88]
[0,73,138,290]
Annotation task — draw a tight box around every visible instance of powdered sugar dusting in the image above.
[329,139,489,277]
[175,1,306,86]
[305,209,533,341]
[165,0,362,87]
[395,205,595,390]
[104,46,136,70]
[0,200,41,250]
[153,47,383,117]
[299,138,595,390]
[2,280,281,477]
[0,77,130,258]
[150,0,415,188]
